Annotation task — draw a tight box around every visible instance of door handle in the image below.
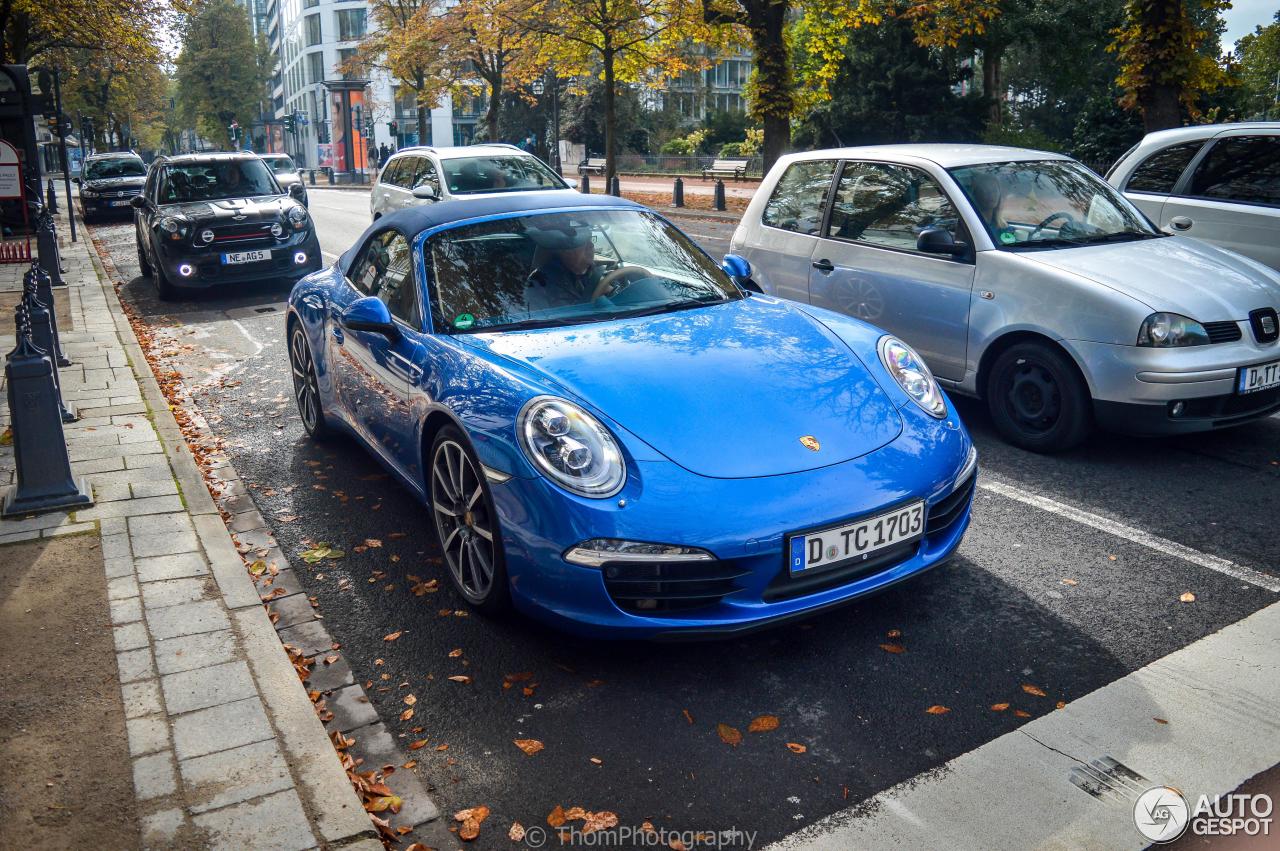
[1169,216,1193,231]
[331,325,344,344]
[812,259,835,273]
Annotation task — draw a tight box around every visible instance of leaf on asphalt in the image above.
[717,723,743,747]
[682,709,694,725]
[448,648,463,657]
[384,631,403,642]
[748,715,780,733]
[365,795,403,813]
[583,811,619,834]
[886,629,902,638]
[300,543,344,563]
[404,694,417,706]
[400,709,414,721]
[1180,592,1196,603]
[925,705,950,715]
[1153,717,1168,724]
[590,757,603,765]
[670,840,688,851]
[1055,701,1066,710]
[324,655,340,665]
[991,703,1010,711]
[1061,578,1078,586]
[786,742,807,753]
[564,807,587,820]
[248,559,268,576]
[1013,710,1031,718]
[448,675,472,684]
[514,739,545,756]
[504,672,534,683]
[879,643,907,654]
[0,426,12,446]
[1021,684,1047,697]
[509,822,526,841]
[406,845,431,851]
[408,740,428,750]
[547,805,567,827]
[454,805,490,823]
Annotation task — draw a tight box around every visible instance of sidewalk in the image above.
[0,213,382,850]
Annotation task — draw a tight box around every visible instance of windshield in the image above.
[440,155,568,195]
[262,156,298,174]
[949,160,1159,249]
[158,159,281,203]
[85,158,145,180]
[428,209,742,333]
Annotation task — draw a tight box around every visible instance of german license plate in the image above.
[221,249,271,265]
[109,199,131,207]
[788,501,925,576]
[1238,359,1280,394]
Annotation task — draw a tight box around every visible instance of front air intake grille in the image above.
[208,222,277,245]
[926,470,977,536]
[602,559,751,614]
[1203,321,1243,344]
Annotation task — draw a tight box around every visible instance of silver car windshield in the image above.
[950,160,1160,249]
[428,210,741,333]
[440,156,567,195]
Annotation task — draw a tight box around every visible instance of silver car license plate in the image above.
[1238,359,1280,394]
[788,501,924,576]
[221,249,271,265]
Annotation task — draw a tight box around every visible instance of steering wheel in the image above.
[592,266,650,301]
[1029,211,1079,240]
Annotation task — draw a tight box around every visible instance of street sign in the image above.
[0,139,23,198]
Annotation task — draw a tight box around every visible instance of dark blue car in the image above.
[286,193,976,638]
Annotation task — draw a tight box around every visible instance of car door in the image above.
[808,160,976,381]
[1161,132,1280,270]
[376,157,412,216]
[744,159,838,302]
[1117,140,1204,228]
[408,156,441,204]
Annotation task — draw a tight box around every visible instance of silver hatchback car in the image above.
[731,144,1280,451]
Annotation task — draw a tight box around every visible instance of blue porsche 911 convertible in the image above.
[286,193,976,638]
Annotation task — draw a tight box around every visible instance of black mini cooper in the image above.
[132,152,322,300]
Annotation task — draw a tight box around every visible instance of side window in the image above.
[1187,136,1280,207]
[761,160,836,235]
[828,162,961,251]
[410,158,439,193]
[383,158,408,187]
[1126,142,1202,193]
[348,231,421,327]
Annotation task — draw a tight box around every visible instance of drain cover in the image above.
[1069,756,1150,805]
[254,306,277,314]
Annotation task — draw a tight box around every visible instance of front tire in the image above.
[289,324,333,440]
[136,241,152,277]
[985,342,1092,452]
[429,426,510,614]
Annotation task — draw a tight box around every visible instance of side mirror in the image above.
[288,183,305,200]
[72,176,81,185]
[916,227,969,257]
[411,184,438,201]
[721,253,763,293]
[564,178,578,190]
[341,296,400,340]
[129,196,147,209]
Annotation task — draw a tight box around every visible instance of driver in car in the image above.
[525,222,603,311]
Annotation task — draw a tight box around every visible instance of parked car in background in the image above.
[76,151,148,222]
[133,152,321,300]
[732,144,1280,451]
[287,192,976,636]
[1107,123,1280,270]
[370,144,574,220]
[260,153,308,207]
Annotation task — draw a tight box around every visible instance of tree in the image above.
[61,49,169,150]
[519,0,707,183]
[1109,0,1233,131]
[175,0,271,147]
[1,0,177,65]
[353,0,451,145]
[1234,13,1280,119]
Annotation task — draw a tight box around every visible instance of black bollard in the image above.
[713,179,726,212]
[580,173,590,194]
[22,272,76,422]
[35,207,64,286]
[327,167,335,185]
[673,177,684,208]
[608,175,621,197]
[30,262,71,367]
[1,303,93,517]
[47,179,58,214]
[309,169,316,186]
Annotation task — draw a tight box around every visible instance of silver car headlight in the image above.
[877,336,946,418]
[518,396,625,498]
[1137,312,1210,347]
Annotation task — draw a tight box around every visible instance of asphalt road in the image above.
[89,191,1280,846]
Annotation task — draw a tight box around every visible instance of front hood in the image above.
[84,176,145,192]
[160,195,294,224]
[1023,236,1280,320]
[466,297,903,479]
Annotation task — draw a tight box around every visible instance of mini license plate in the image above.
[221,249,271,265]
[1238,359,1280,395]
[788,501,925,576]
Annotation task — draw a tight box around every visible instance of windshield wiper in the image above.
[613,296,727,320]
[1073,231,1165,245]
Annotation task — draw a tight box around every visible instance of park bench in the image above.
[703,158,749,180]
[578,157,606,176]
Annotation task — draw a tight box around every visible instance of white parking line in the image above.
[978,479,1280,593]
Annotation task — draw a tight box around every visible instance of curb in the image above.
[82,228,381,847]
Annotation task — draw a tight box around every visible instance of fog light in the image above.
[178,263,194,277]
[564,538,713,568]
[293,251,307,265]
[1171,401,1185,418]
[271,223,284,238]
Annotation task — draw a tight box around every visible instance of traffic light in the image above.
[389,120,398,136]
[283,113,295,133]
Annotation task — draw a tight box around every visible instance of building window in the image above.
[306,51,325,86]
[304,14,321,46]
[335,8,366,41]
[304,0,317,8]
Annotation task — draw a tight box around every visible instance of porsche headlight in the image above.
[287,206,309,229]
[518,396,625,497]
[877,336,946,418]
[1137,312,1210,347]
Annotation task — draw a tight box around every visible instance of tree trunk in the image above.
[416,97,429,146]
[1140,83,1182,132]
[485,76,501,142]
[748,1,792,174]
[603,50,617,186]
[983,47,1004,128]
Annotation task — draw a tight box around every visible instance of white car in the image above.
[1107,123,1280,270]
[729,144,1280,451]
[370,144,575,220]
